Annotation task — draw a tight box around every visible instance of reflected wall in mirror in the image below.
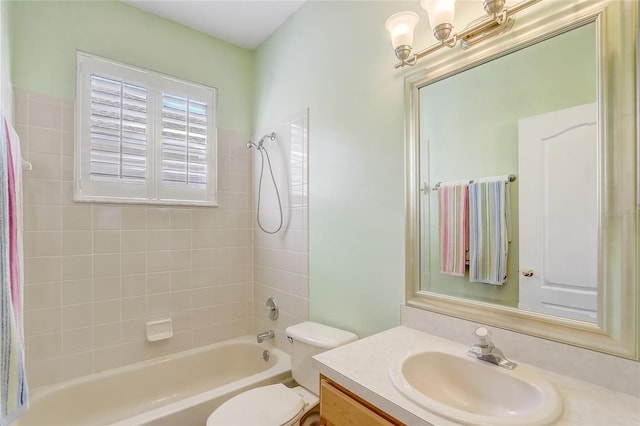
[405,0,638,359]
[420,23,597,322]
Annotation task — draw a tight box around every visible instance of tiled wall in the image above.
[253,111,309,350]
[15,89,254,389]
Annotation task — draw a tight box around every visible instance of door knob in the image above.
[522,268,534,277]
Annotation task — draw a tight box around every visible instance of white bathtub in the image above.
[16,336,291,426]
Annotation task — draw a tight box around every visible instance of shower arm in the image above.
[247,132,276,150]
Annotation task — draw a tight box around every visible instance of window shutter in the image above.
[89,75,148,184]
[161,93,208,189]
[76,52,217,206]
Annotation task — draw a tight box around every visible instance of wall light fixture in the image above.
[385,0,542,68]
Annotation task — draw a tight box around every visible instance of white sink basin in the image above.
[389,351,563,425]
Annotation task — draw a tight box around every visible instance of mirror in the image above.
[405,0,638,359]
[420,22,597,321]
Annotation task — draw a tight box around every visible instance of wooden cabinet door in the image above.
[319,378,403,426]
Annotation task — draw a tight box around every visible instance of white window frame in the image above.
[75,51,218,206]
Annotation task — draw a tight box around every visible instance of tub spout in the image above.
[257,330,275,343]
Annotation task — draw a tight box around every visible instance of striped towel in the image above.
[468,177,511,285]
[438,182,469,276]
[1,117,29,425]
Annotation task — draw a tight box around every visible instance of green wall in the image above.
[422,23,596,307]
[253,1,599,338]
[1,0,11,118]
[255,1,413,337]
[9,0,254,133]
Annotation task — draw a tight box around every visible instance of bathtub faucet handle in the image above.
[257,330,275,343]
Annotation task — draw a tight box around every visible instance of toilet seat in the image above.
[206,383,305,426]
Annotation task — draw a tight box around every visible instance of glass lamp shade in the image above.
[420,0,456,29]
[385,11,420,49]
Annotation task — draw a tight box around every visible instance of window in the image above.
[75,52,217,206]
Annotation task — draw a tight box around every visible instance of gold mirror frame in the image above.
[405,0,638,359]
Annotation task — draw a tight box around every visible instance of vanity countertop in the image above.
[312,326,640,426]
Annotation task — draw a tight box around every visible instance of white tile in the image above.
[25,257,61,284]
[27,333,62,360]
[25,231,61,257]
[92,206,121,230]
[121,207,147,230]
[62,206,92,230]
[93,345,122,372]
[62,327,93,355]
[61,255,92,280]
[147,250,172,273]
[147,272,171,294]
[170,291,192,312]
[62,352,93,381]
[171,249,192,270]
[122,296,147,320]
[147,230,171,250]
[146,208,171,229]
[28,126,61,154]
[121,230,147,252]
[122,275,147,297]
[121,341,146,365]
[192,287,213,308]
[25,283,61,310]
[93,277,121,301]
[26,205,62,231]
[121,252,147,276]
[27,357,63,389]
[93,323,122,348]
[171,270,192,291]
[93,230,120,254]
[62,279,92,306]
[147,293,171,316]
[62,231,92,256]
[93,254,121,278]
[62,304,92,331]
[27,152,62,180]
[171,209,192,229]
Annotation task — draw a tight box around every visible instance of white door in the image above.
[518,103,598,323]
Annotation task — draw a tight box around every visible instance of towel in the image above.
[1,116,29,425]
[468,177,511,285]
[438,182,469,276]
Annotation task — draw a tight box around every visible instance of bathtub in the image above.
[16,336,291,426]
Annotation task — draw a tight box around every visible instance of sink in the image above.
[389,351,563,425]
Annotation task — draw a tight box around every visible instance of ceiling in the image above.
[121,0,307,50]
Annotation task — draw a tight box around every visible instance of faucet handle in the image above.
[473,326,493,347]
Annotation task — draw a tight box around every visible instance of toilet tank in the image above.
[285,322,358,395]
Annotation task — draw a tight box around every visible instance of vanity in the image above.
[313,325,640,426]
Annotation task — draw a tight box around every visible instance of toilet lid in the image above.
[207,383,304,426]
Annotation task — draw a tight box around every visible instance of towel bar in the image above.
[433,174,516,191]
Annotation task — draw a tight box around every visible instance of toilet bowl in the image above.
[206,322,358,426]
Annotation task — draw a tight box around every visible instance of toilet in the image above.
[206,321,358,426]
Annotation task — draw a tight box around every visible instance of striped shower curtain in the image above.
[0,115,28,425]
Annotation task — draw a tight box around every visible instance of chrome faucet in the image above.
[467,326,517,370]
[256,330,275,343]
